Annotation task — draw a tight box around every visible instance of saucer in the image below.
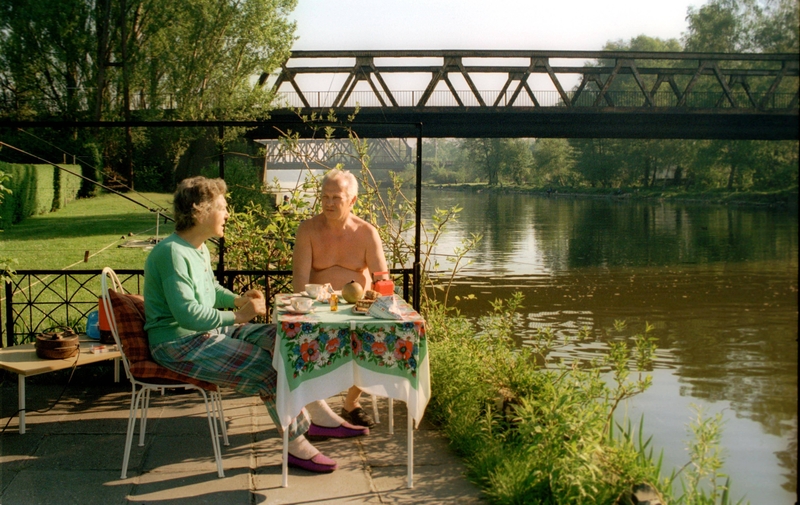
[283,307,315,315]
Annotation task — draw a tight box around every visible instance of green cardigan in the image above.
[143,233,237,347]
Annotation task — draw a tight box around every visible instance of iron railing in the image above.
[2,268,415,347]
[274,89,799,110]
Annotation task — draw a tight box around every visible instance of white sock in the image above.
[288,435,319,460]
[304,399,346,428]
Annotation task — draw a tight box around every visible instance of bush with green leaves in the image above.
[425,294,744,505]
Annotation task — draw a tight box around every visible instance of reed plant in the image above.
[424,295,745,505]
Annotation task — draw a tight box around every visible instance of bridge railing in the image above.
[274,89,798,110]
[2,268,415,346]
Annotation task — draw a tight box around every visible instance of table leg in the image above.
[388,398,394,435]
[114,358,120,382]
[18,375,25,435]
[407,409,413,488]
[282,428,289,487]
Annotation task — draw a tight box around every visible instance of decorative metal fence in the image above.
[2,268,414,347]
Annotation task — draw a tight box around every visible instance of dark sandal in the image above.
[341,406,375,428]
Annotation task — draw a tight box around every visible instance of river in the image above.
[420,188,797,504]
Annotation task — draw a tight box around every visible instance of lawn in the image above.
[1,192,175,271]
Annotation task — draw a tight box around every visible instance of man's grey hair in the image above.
[322,168,358,198]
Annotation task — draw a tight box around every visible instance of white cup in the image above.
[305,284,324,298]
[291,297,314,312]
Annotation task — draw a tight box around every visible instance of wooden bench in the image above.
[0,336,121,434]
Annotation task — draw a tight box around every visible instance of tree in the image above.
[461,138,533,186]
[0,0,297,191]
[752,0,800,52]
[683,0,749,52]
[531,138,577,187]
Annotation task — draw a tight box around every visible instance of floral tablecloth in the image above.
[272,295,430,429]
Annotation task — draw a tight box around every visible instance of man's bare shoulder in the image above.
[350,216,378,238]
[297,215,324,233]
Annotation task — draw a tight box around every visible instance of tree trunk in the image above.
[727,162,737,189]
[121,0,133,189]
[94,0,111,121]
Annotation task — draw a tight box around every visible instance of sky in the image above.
[288,0,710,52]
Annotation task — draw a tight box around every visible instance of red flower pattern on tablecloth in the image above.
[371,341,387,356]
[279,299,424,380]
[393,338,413,360]
[300,341,320,362]
[325,337,340,354]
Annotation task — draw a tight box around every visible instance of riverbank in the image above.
[422,182,798,208]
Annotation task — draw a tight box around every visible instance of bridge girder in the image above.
[254,108,798,140]
[265,50,799,140]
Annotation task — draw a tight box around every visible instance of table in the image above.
[0,336,121,434]
[273,295,430,488]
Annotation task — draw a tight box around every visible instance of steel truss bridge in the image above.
[258,138,414,171]
[256,50,798,141]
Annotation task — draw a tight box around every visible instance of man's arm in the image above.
[365,224,390,280]
[292,220,313,293]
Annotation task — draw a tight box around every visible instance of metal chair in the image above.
[100,267,229,479]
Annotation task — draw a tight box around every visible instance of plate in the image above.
[351,306,370,316]
[282,307,316,315]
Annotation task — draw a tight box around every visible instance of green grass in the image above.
[1,192,175,271]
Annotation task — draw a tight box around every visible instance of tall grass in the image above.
[424,295,745,505]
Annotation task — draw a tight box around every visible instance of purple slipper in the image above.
[307,422,369,439]
[288,452,337,473]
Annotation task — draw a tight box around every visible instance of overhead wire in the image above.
[12,128,172,215]
[0,140,174,221]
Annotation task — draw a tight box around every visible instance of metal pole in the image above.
[413,124,422,310]
[217,125,225,282]
[4,281,12,346]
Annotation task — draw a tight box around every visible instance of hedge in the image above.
[0,162,81,229]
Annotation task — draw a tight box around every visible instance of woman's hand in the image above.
[233,296,267,324]
[234,289,265,308]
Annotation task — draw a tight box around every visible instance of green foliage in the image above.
[0,165,11,202]
[0,0,296,121]
[0,256,16,284]
[425,296,744,504]
[461,138,534,186]
[531,138,578,187]
[0,0,297,194]
[223,175,317,272]
[0,163,56,228]
[673,406,745,505]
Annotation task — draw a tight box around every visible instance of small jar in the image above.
[330,293,338,311]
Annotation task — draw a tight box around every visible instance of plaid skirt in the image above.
[151,323,310,440]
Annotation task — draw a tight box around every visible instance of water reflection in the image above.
[422,189,798,502]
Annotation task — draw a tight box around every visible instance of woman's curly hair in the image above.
[173,176,227,231]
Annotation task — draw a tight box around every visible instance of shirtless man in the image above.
[292,169,390,427]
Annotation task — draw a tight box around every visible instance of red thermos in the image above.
[372,272,394,296]
[97,297,114,344]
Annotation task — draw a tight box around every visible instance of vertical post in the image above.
[5,281,13,346]
[413,124,422,311]
[217,125,225,282]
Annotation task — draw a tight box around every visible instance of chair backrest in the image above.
[100,266,217,390]
[100,267,139,381]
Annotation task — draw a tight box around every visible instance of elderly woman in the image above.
[143,176,366,474]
